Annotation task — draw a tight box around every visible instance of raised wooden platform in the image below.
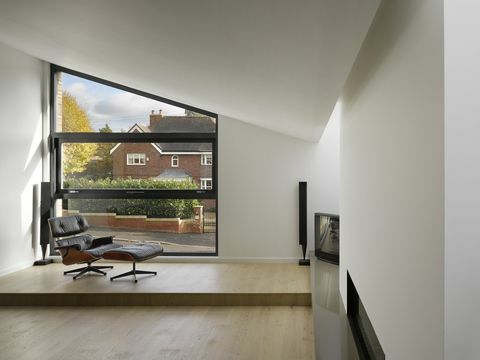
[0,262,311,306]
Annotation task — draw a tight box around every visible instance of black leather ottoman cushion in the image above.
[103,243,163,261]
[83,243,122,258]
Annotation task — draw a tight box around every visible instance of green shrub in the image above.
[64,177,198,190]
[65,178,201,219]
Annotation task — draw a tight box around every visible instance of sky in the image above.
[62,73,186,131]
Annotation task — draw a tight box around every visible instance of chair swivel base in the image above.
[110,263,157,283]
[64,264,114,280]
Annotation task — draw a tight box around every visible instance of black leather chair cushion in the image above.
[104,244,163,261]
[55,234,94,251]
[84,243,122,258]
[49,215,89,237]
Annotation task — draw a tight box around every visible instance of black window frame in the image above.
[49,64,218,256]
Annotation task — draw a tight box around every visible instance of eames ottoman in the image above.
[103,243,163,283]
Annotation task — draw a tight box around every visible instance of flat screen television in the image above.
[315,213,339,264]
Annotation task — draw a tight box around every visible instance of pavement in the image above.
[90,227,216,248]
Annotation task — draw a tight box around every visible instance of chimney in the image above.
[149,109,163,129]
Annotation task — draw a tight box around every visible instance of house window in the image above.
[51,65,218,256]
[201,178,213,190]
[171,155,179,167]
[201,153,212,165]
[127,153,146,165]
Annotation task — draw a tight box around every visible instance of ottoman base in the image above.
[110,262,157,283]
[103,243,164,283]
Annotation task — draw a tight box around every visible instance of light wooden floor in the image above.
[0,306,314,360]
[0,262,309,294]
[0,262,311,306]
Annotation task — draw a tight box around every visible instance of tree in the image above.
[62,92,97,175]
[85,124,113,179]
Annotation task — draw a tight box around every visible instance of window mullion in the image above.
[52,132,216,143]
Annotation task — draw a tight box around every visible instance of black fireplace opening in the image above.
[347,271,385,360]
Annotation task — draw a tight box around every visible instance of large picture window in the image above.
[50,65,218,255]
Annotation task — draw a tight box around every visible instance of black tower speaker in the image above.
[34,182,53,265]
[298,181,310,266]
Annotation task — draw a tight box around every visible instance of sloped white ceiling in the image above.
[0,0,379,141]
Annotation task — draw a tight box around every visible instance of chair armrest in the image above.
[54,244,81,251]
[91,236,115,248]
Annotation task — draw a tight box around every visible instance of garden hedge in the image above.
[65,178,201,219]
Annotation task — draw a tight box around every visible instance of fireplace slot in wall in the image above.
[347,271,385,360]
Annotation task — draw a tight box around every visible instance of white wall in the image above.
[339,1,444,359]
[0,40,340,269]
[0,42,44,275]
[218,106,340,260]
[445,1,480,358]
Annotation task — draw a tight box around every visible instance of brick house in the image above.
[110,111,214,190]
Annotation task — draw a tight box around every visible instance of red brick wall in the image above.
[75,213,200,234]
[202,199,216,210]
[112,143,213,185]
[158,153,212,183]
[112,143,162,179]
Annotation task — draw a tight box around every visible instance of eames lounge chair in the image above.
[48,215,122,280]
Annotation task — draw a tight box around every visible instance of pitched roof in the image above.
[150,116,215,133]
[157,142,212,153]
[111,117,214,154]
[137,124,151,133]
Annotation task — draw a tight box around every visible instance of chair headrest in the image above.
[48,215,89,237]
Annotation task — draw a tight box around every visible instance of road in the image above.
[90,227,215,248]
